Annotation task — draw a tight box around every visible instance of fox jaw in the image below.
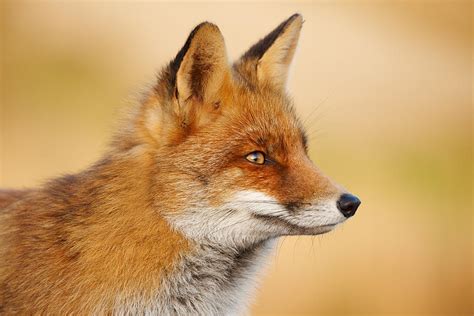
[132,13,360,249]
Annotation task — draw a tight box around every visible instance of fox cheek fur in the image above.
[0,14,360,315]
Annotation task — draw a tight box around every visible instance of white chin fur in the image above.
[166,190,346,247]
[229,190,346,231]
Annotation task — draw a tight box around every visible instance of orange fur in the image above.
[1,152,190,313]
[0,14,356,314]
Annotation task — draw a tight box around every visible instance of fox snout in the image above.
[276,153,361,218]
[300,163,361,222]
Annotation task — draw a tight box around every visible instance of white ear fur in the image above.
[257,15,303,89]
[237,14,303,90]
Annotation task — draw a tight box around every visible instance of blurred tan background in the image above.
[0,1,472,315]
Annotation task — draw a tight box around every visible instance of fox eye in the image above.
[245,151,266,165]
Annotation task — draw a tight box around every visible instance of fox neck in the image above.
[141,239,276,315]
[78,148,275,313]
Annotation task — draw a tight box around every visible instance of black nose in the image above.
[337,193,361,218]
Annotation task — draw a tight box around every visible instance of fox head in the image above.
[123,14,360,247]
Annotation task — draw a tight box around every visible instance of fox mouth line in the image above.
[251,213,338,236]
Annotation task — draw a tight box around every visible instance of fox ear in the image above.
[236,14,303,90]
[172,22,230,104]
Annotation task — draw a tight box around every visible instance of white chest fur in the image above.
[114,239,276,316]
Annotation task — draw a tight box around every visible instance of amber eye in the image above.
[245,151,266,165]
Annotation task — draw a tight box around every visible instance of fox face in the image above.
[129,14,360,247]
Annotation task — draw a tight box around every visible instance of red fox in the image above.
[0,14,360,314]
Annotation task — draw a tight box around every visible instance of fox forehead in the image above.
[225,85,306,157]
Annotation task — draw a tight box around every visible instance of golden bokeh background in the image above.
[0,1,472,315]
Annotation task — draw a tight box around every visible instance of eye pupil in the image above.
[246,151,265,165]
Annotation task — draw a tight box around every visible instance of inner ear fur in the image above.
[141,22,232,146]
[235,13,303,90]
[173,22,231,105]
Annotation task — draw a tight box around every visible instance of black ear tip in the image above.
[287,13,303,23]
[193,21,220,33]
[278,13,303,32]
[289,13,302,19]
[241,13,303,62]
